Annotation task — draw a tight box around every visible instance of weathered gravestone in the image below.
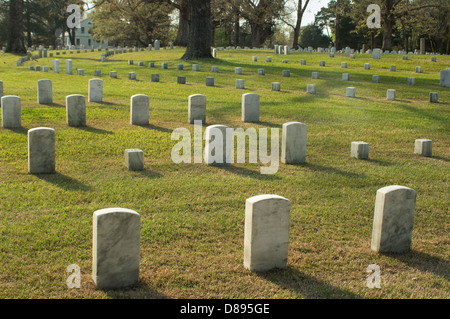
[66,60,73,74]
[244,195,291,271]
[89,79,103,103]
[66,94,86,127]
[351,141,369,159]
[204,125,232,166]
[281,122,307,164]
[130,94,150,125]
[37,79,53,104]
[271,82,281,91]
[414,139,432,157]
[125,149,144,171]
[1,96,21,128]
[92,208,141,289]
[440,69,450,87]
[387,89,396,100]
[242,93,260,123]
[371,186,417,254]
[346,87,356,98]
[28,127,55,174]
[188,94,206,124]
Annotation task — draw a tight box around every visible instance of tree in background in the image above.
[240,0,286,47]
[181,0,212,59]
[6,0,26,53]
[90,0,173,47]
[280,0,310,49]
[0,1,9,47]
[299,24,331,48]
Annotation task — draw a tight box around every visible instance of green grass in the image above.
[0,48,449,299]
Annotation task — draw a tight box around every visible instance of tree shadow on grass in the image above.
[398,104,448,126]
[256,267,361,299]
[135,169,163,179]
[257,121,282,128]
[216,165,282,180]
[94,101,117,106]
[296,163,363,178]
[103,280,168,299]
[77,126,113,135]
[383,250,449,280]
[431,156,450,163]
[44,102,65,108]
[5,127,28,135]
[35,172,92,192]
[366,158,393,167]
[141,124,173,134]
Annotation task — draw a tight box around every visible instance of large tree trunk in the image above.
[292,0,309,49]
[25,0,32,47]
[174,0,189,47]
[181,0,212,60]
[334,0,341,50]
[250,23,262,48]
[381,0,394,51]
[382,19,393,50]
[233,11,240,47]
[6,0,26,53]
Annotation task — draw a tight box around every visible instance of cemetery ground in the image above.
[0,48,449,299]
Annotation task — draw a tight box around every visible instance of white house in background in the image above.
[64,18,108,49]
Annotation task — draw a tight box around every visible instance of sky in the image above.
[301,0,330,26]
[84,0,332,29]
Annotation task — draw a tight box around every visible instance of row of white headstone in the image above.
[91,183,417,289]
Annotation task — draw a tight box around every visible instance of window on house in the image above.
[81,27,85,34]
[88,39,91,46]
[76,39,80,45]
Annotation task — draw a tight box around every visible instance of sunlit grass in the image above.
[0,48,449,299]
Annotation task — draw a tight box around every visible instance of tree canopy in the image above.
[1,0,448,54]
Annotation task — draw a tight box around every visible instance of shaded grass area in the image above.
[0,49,449,299]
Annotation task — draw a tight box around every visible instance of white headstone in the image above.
[37,79,53,104]
[92,208,141,289]
[351,141,369,159]
[439,69,450,87]
[1,96,21,128]
[204,125,232,166]
[188,94,206,124]
[281,122,307,164]
[242,93,259,123]
[28,127,55,174]
[371,185,417,253]
[346,87,356,98]
[372,48,381,59]
[89,79,103,103]
[244,194,291,271]
[125,149,144,171]
[205,77,214,87]
[66,60,73,74]
[306,84,316,94]
[414,139,432,157]
[387,89,396,100]
[429,92,438,103]
[271,82,281,91]
[236,79,245,89]
[130,94,150,125]
[66,94,86,127]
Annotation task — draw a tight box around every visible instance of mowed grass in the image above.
[0,48,449,299]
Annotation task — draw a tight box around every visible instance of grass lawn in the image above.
[0,48,449,299]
